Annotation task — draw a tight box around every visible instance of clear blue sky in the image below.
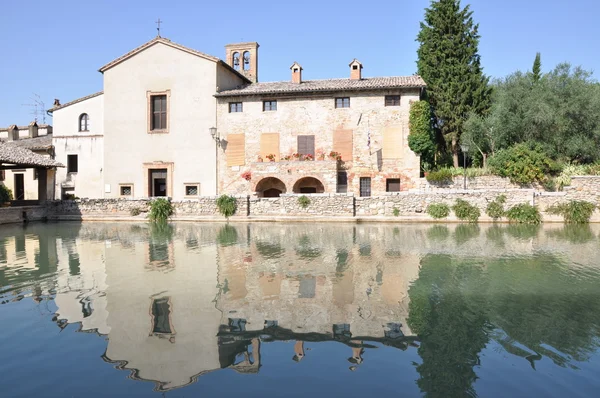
[1,0,598,126]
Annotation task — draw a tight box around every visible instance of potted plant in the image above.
[303,154,314,161]
[257,155,263,162]
[292,153,301,160]
[329,151,342,161]
[316,151,325,161]
[266,154,276,162]
[240,170,252,181]
[0,185,13,206]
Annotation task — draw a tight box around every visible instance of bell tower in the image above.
[225,42,259,83]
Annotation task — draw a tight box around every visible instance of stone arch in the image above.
[293,177,325,194]
[255,177,287,198]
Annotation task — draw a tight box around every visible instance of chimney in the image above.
[7,125,19,141]
[290,62,303,84]
[29,121,39,138]
[53,98,61,107]
[349,59,363,80]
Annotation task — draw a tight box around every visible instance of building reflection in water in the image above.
[3,222,600,394]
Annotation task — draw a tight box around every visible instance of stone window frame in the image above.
[386,178,401,192]
[184,183,200,197]
[143,162,174,198]
[335,97,351,109]
[263,100,277,112]
[119,183,134,197]
[384,95,401,107]
[229,102,243,113]
[147,90,171,134]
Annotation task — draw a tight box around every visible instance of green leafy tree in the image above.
[417,0,492,167]
[532,52,542,82]
[408,100,436,169]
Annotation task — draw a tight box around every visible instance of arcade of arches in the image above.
[254,177,325,197]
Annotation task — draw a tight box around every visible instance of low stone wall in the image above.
[249,194,354,216]
[356,190,534,217]
[418,175,542,191]
[0,206,47,225]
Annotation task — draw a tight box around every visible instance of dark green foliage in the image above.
[417,0,491,166]
[149,198,174,223]
[453,224,480,245]
[130,208,141,216]
[547,225,596,244]
[297,195,311,209]
[408,100,435,165]
[452,199,480,222]
[546,201,596,223]
[427,203,450,219]
[488,143,558,184]
[485,195,506,220]
[532,52,542,82]
[216,195,237,218]
[392,208,400,217]
[217,225,238,246]
[0,184,13,203]
[505,203,542,224]
[427,225,450,241]
[426,168,453,184]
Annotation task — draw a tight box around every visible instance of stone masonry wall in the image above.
[250,194,354,216]
[217,89,421,197]
[417,176,543,191]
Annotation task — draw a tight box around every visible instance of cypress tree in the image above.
[417,0,491,167]
[532,52,542,82]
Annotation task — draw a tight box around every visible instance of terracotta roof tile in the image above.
[215,75,426,97]
[0,142,63,168]
[48,91,103,112]
[0,134,53,151]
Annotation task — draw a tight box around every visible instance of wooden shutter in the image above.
[260,133,280,161]
[227,134,245,167]
[382,126,403,159]
[333,129,353,162]
[297,135,315,156]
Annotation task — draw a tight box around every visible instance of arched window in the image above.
[79,113,89,132]
[232,52,240,71]
[243,51,251,71]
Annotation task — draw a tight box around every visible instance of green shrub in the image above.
[542,178,557,192]
[148,198,174,223]
[485,195,506,220]
[505,203,541,224]
[488,143,558,185]
[130,207,141,216]
[0,184,13,203]
[216,195,237,218]
[452,199,480,222]
[426,168,453,184]
[426,203,450,219]
[392,208,400,217]
[298,195,311,209]
[546,201,596,223]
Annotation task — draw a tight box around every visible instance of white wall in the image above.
[102,43,245,199]
[52,94,104,199]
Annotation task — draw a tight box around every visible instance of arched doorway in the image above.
[255,177,286,198]
[293,177,325,194]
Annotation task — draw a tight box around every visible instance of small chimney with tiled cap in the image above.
[53,98,61,107]
[291,62,303,84]
[350,59,363,80]
[7,125,19,141]
[28,121,38,138]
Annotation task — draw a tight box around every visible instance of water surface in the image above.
[1,222,600,397]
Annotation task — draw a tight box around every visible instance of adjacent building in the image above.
[48,36,424,199]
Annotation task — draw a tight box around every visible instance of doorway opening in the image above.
[14,174,25,200]
[149,169,168,197]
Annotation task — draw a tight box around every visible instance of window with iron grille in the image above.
[185,185,199,196]
[229,102,243,113]
[67,155,78,173]
[263,100,277,111]
[120,185,132,196]
[360,177,371,197]
[386,178,400,192]
[385,95,401,106]
[335,97,350,108]
[151,95,167,130]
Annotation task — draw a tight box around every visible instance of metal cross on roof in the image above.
[156,18,163,37]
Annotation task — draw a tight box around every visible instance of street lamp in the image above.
[460,143,470,190]
[209,127,220,146]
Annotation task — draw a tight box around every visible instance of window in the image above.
[67,155,78,173]
[386,178,401,192]
[232,52,240,71]
[335,97,350,108]
[360,177,371,197]
[151,95,167,130]
[229,102,243,113]
[0,170,5,181]
[185,184,199,196]
[263,100,277,111]
[385,95,401,106]
[297,135,315,157]
[243,51,251,71]
[120,185,133,196]
[79,113,89,131]
[337,171,348,193]
[151,297,172,334]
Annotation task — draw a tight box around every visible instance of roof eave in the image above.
[217,61,252,84]
[214,84,427,98]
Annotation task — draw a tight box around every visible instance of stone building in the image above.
[47,36,424,199]
[0,122,55,200]
[216,45,426,197]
